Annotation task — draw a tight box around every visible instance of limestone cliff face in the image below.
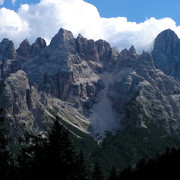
[109,50,180,135]
[0,70,44,137]
[0,39,17,80]
[0,28,180,140]
[21,29,106,108]
[152,29,180,82]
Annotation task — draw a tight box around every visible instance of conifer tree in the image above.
[119,165,133,179]
[46,119,77,179]
[76,151,88,180]
[17,147,33,179]
[107,166,118,180]
[0,108,14,180]
[17,118,79,179]
[92,162,104,180]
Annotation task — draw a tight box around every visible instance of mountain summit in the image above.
[152,29,180,81]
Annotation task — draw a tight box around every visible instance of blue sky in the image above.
[85,0,180,25]
[0,0,39,10]
[0,0,180,52]
[2,0,180,25]
[86,0,180,25]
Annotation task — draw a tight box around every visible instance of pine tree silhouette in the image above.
[0,108,14,180]
[17,118,81,179]
[119,147,180,180]
[118,165,133,179]
[92,162,104,180]
[46,119,77,179]
[107,166,118,180]
[76,151,89,180]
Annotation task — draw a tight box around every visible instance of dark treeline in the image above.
[16,119,89,180]
[1,107,180,180]
[0,108,107,180]
[0,109,89,180]
[0,109,16,180]
[118,147,180,180]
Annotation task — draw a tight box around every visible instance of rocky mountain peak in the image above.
[120,46,137,58]
[95,40,112,62]
[0,38,16,60]
[139,51,154,68]
[152,29,180,81]
[31,37,46,56]
[77,33,84,39]
[75,34,99,61]
[129,45,137,57]
[0,38,11,47]
[0,38,17,79]
[160,29,178,39]
[0,28,180,174]
[34,37,46,49]
[120,46,138,59]
[153,29,178,54]
[49,28,76,54]
[57,28,75,42]
[17,39,31,57]
[120,48,129,56]
[0,28,180,145]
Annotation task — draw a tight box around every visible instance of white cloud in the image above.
[0,0,4,5]
[0,8,29,40]
[101,17,180,52]
[0,0,180,53]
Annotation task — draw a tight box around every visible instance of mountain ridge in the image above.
[1,28,180,173]
[0,28,180,140]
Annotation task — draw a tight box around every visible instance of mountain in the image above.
[0,28,180,172]
[152,29,180,81]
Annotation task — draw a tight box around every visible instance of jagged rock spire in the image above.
[17,39,31,57]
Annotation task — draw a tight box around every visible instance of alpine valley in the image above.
[1,28,180,173]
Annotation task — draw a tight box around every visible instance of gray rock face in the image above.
[0,38,16,60]
[17,38,46,58]
[0,39,17,79]
[17,39,31,57]
[31,37,46,56]
[0,70,46,137]
[0,28,180,140]
[109,50,180,135]
[49,28,76,54]
[76,34,99,61]
[152,29,180,81]
[21,29,104,108]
